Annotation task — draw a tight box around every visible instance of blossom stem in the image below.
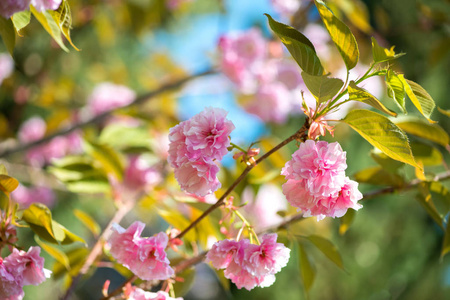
[229,142,247,153]
[174,121,309,241]
[100,275,138,300]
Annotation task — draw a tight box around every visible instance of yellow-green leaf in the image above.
[371,37,405,63]
[74,209,101,237]
[49,0,79,50]
[298,241,315,292]
[354,166,404,187]
[396,118,449,147]
[305,235,344,270]
[385,70,406,113]
[35,236,70,270]
[0,164,8,175]
[0,17,15,55]
[314,0,359,70]
[30,6,69,52]
[83,141,124,180]
[411,142,443,166]
[399,76,436,123]
[348,81,397,116]
[12,10,31,36]
[265,14,324,76]
[370,150,405,173]
[438,107,450,117]
[53,247,89,279]
[301,72,343,103]
[22,203,56,240]
[342,109,420,169]
[0,174,19,193]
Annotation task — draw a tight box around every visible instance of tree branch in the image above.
[0,70,216,159]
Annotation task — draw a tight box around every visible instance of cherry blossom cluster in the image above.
[86,82,136,117]
[12,184,55,208]
[17,116,82,167]
[126,287,183,300]
[281,140,362,220]
[0,247,51,299]
[107,221,174,281]
[168,107,235,196]
[0,0,62,18]
[206,233,290,290]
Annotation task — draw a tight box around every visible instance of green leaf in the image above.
[22,203,56,240]
[395,118,449,147]
[49,0,79,50]
[35,236,70,270]
[339,209,355,235]
[0,174,19,193]
[65,180,111,194]
[314,0,359,70]
[342,109,420,169]
[301,72,343,103]
[442,222,450,259]
[265,14,324,76]
[354,166,404,186]
[385,70,406,114]
[0,164,8,175]
[11,10,31,36]
[399,76,436,123]
[56,222,86,245]
[30,6,69,52]
[305,235,344,270]
[410,142,443,166]
[74,209,101,237]
[52,247,89,279]
[298,241,315,292]
[0,17,15,55]
[348,81,397,116]
[371,37,405,63]
[83,141,124,180]
[438,107,450,118]
[417,182,450,228]
[99,124,151,150]
[370,150,405,173]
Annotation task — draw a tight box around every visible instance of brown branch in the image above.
[60,202,134,300]
[0,70,216,159]
[174,122,309,241]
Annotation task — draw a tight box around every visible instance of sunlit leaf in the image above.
[305,235,344,270]
[74,209,101,237]
[396,118,449,147]
[49,0,79,50]
[99,124,151,150]
[417,182,450,228]
[35,236,70,270]
[354,166,404,186]
[342,109,420,169]
[337,0,372,34]
[399,76,436,123]
[348,81,397,116]
[22,203,56,240]
[265,14,324,76]
[0,165,8,175]
[385,70,406,113]
[65,180,111,194]
[0,17,15,55]
[314,0,359,70]
[30,6,69,52]
[158,209,196,242]
[11,10,31,36]
[371,37,405,63]
[83,141,124,180]
[56,222,86,245]
[298,241,315,292]
[0,174,19,193]
[416,193,443,228]
[438,107,450,117]
[301,72,343,103]
[410,142,443,166]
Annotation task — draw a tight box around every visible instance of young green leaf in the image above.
[298,241,316,292]
[396,119,449,147]
[22,203,56,241]
[305,235,344,270]
[265,14,324,76]
[342,109,420,170]
[399,75,436,123]
[11,10,31,36]
[49,0,79,50]
[371,37,405,63]
[35,236,71,270]
[410,142,443,166]
[301,72,344,103]
[0,17,16,55]
[0,174,19,193]
[30,6,69,52]
[385,70,406,113]
[52,247,89,279]
[83,141,124,180]
[348,81,397,116]
[438,107,450,118]
[74,209,101,237]
[314,0,359,70]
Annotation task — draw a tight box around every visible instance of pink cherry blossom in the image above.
[0,53,14,85]
[11,184,55,208]
[0,258,23,300]
[245,83,292,124]
[168,107,234,196]
[128,288,183,300]
[31,0,61,11]
[0,0,30,19]
[108,222,174,281]
[124,155,162,191]
[206,234,290,290]
[4,247,49,286]
[271,0,302,17]
[303,23,331,60]
[18,117,46,144]
[87,83,136,116]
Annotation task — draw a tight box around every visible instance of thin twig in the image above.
[60,202,134,300]
[0,70,216,159]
